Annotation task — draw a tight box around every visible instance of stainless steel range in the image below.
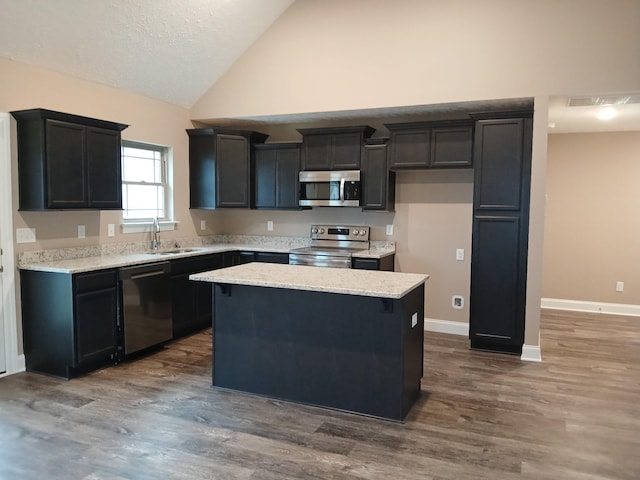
[289,224,370,268]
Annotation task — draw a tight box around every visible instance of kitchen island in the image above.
[190,263,428,421]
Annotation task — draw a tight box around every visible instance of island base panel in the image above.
[212,284,424,421]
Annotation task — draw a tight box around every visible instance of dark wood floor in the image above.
[1,309,638,480]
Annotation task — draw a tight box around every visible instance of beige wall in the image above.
[192,0,640,120]
[543,132,640,305]
[192,0,640,347]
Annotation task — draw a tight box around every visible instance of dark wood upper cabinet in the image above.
[253,143,301,210]
[431,125,474,168]
[298,126,374,170]
[11,109,128,211]
[386,120,473,170]
[361,138,395,211]
[187,128,268,209]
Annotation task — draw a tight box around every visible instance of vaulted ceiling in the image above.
[0,0,294,108]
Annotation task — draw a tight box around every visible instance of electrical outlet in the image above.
[456,248,464,261]
[16,227,36,243]
[107,224,115,237]
[616,281,624,292]
[267,220,274,232]
[452,295,464,309]
[386,224,393,235]
[77,225,86,239]
[200,220,206,231]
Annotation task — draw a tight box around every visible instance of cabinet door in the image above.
[254,148,277,208]
[171,254,223,338]
[276,148,300,208]
[189,133,216,209]
[473,119,524,210]
[389,129,430,169]
[470,216,523,347]
[302,135,332,170]
[171,273,197,338]
[216,134,250,207]
[362,143,394,211]
[86,127,122,208]
[431,126,473,168]
[331,132,362,169]
[45,120,87,208]
[74,286,118,366]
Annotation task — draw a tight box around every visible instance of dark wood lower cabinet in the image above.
[171,254,224,339]
[20,269,119,379]
[352,255,395,271]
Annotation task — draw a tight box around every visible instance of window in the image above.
[121,141,170,221]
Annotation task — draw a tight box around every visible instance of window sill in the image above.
[121,221,179,234]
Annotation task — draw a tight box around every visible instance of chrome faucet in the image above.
[152,217,160,251]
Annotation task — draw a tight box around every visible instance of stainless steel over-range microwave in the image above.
[299,170,361,207]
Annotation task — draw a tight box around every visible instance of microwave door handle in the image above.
[340,178,345,201]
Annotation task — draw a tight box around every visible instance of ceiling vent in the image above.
[567,94,640,107]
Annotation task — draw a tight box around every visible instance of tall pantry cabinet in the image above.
[469,113,533,354]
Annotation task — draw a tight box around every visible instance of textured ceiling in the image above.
[0,0,294,107]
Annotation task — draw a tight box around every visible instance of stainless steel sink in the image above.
[149,248,201,255]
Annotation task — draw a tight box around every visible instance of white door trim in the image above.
[0,112,22,377]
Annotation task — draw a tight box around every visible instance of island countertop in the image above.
[190,262,428,299]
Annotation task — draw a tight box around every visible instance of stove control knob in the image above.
[359,229,366,236]
[312,227,318,234]
[320,228,325,234]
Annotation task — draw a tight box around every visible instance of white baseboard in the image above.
[521,345,542,362]
[541,298,640,317]
[425,318,543,362]
[424,318,469,336]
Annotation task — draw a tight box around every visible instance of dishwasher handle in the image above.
[119,261,171,281]
[130,270,166,280]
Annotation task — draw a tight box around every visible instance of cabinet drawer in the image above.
[171,254,223,275]
[74,269,117,293]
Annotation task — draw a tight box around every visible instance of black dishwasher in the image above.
[119,262,173,357]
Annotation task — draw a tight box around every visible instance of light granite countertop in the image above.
[18,240,396,274]
[190,262,428,299]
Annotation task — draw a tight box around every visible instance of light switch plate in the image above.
[267,220,274,232]
[107,224,115,237]
[456,248,464,261]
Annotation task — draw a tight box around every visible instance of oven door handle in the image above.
[340,178,345,201]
